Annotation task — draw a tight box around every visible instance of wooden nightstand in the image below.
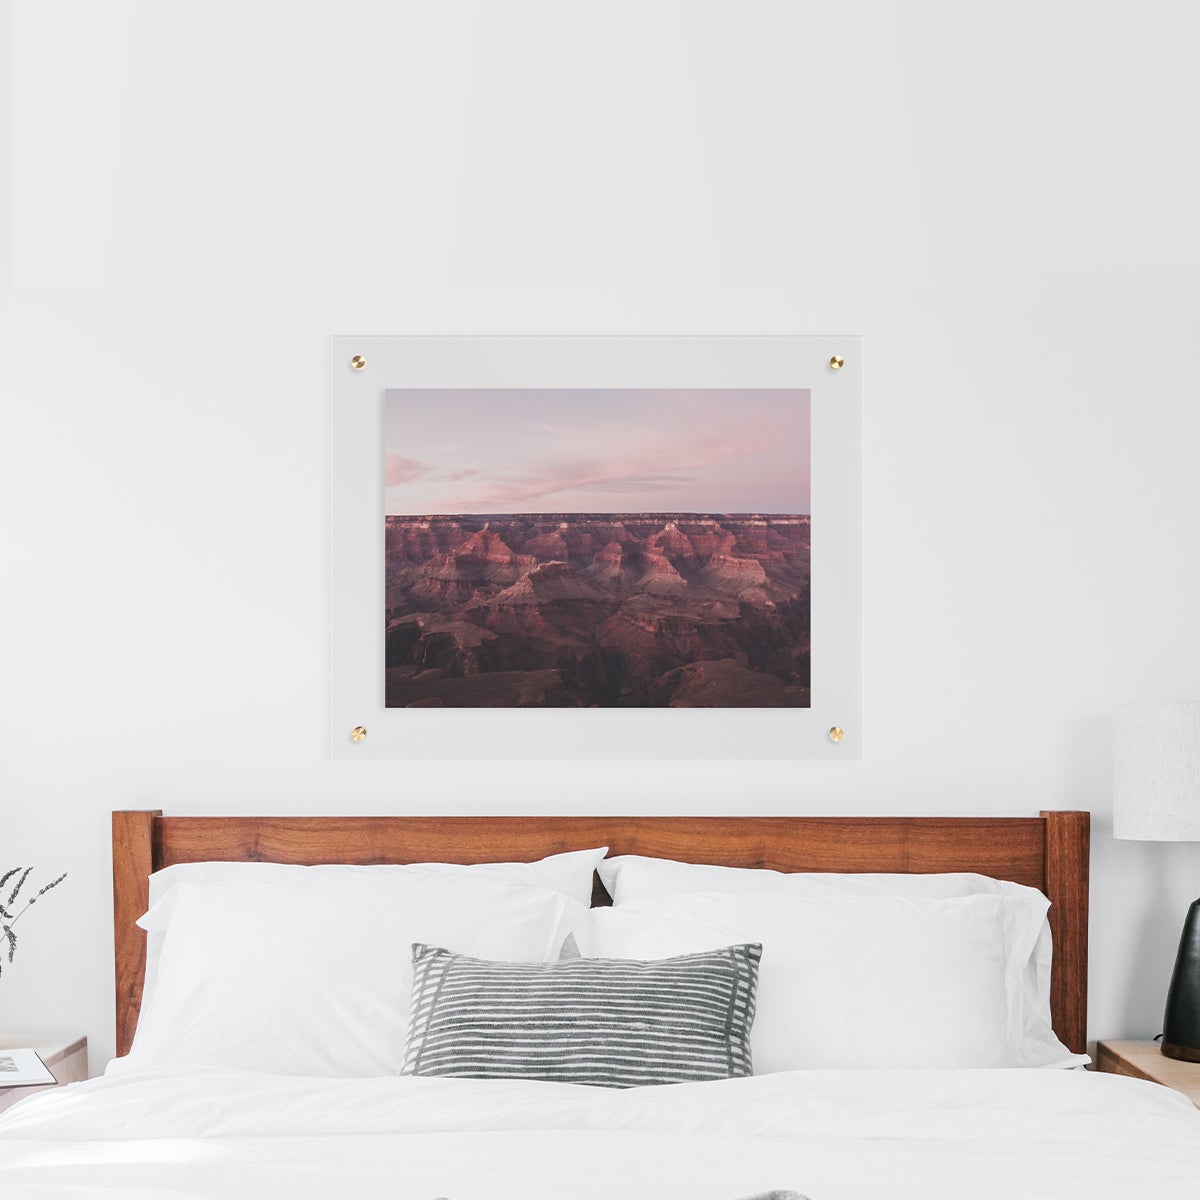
[1096,1039,1200,1108]
[0,1035,88,1115]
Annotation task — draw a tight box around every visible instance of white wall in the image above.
[4,1,1199,1070]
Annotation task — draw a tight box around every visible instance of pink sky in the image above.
[384,389,809,515]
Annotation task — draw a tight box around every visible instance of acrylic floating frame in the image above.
[330,336,862,759]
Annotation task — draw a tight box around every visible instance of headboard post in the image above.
[112,809,161,1058]
[1041,809,1090,1055]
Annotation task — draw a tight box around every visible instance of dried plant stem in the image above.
[0,868,67,977]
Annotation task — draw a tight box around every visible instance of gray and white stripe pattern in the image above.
[402,942,761,1088]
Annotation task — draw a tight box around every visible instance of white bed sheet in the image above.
[2,1067,1198,1199]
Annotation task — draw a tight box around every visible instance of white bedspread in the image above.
[1,1068,1198,1199]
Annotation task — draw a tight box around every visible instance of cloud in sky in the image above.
[447,425,773,508]
[384,389,810,515]
[385,455,428,486]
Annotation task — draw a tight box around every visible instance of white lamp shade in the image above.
[1113,701,1200,841]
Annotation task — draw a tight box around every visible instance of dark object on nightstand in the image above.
[1162,898,1200,1062]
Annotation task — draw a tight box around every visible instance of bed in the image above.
[1,808,1199,1200]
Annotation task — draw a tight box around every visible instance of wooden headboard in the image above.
[112,810,1090,1058]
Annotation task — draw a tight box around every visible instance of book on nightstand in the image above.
[0,1049,56,1088]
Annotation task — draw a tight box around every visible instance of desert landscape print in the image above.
[385,389,810,707]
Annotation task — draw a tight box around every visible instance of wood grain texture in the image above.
[1096,1040,1200,1107]
[112,810,160,1058]
[1041,809,1090,1055]
[112,811,1090,1059]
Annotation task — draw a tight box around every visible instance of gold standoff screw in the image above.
[351,355,367,371]
[828,726,845,743]
[829,355,844,371]
[351,725,368,743]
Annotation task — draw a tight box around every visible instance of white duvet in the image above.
[1,1068,1198,1199]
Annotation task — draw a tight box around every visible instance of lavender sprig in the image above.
[5,868,32,909]
[0,868,67,980]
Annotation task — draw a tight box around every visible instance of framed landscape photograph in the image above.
[383,388,811,710]
[331,336,860,759]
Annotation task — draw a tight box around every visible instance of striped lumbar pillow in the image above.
[402,941,761,1088]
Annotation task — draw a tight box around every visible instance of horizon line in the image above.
[385,512,812,520]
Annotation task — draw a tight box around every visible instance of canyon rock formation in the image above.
[385,514,810,707]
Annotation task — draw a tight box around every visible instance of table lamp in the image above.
[1113,700,1200,1061]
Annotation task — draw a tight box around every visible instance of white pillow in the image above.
[599,857,1045,911]
[597,857,1072,1068]
[150,846,607,909]
[120,873,583,1078]
[574,893,1021,1070]
[138,848,606,1021]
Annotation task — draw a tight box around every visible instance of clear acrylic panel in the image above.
[330,336,861,759]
